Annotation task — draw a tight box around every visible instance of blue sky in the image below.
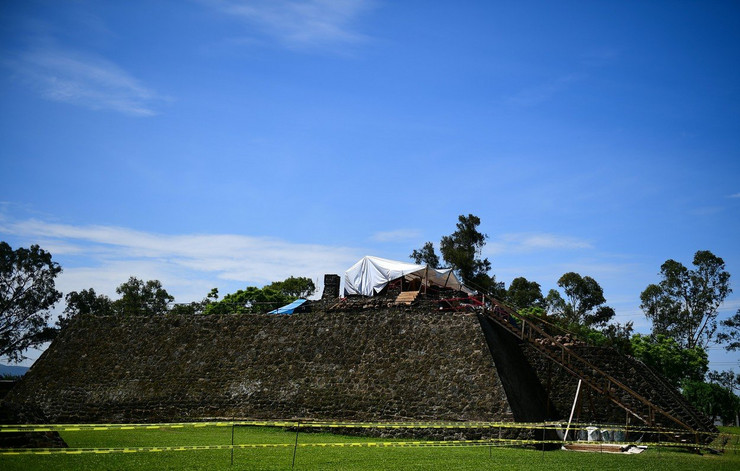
[1,1,739,370]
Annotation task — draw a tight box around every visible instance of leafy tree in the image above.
[640,250,732,349]
[544,288,566,315]
[409,242,440,268]
[205,286,291,314]
[630,334,708,388]
[438,214,503,295]
[0,242,62,363]
[506,277,544,309]
[708,369,740,394]
[169,288,219,315]
[57,288,113,329]
[440,214,489,284]
[112,277,174,316]
[542,274,630,352]
[547,272,615,328]
[718,308,740,352]
[682,380,740,425]
[598,321,635,355]
[266,276,316,299]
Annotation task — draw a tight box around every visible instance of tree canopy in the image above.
[112,277,174,316]
[506,277,544,309]
[682,379,740,425]
[57,288,112,329]
[545,272,615,328]
[630,334,708,388]
[439,214,491,288]
[204,276,315,314]
[265,276,316,299]
[410,241,440,268]
[717,308,740,352]
[0,242,62,363]
[640,250,732,349]
[205,286,291,314]
[410,214,503,295]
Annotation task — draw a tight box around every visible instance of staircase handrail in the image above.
[483,298,694,433]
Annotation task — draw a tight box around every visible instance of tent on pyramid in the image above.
[343,255,473,297]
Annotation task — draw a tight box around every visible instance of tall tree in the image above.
[717,308,740,352]
[205,286,292,314]
[112,277,174,316]
[640,250,732,349]
[682,380,740,425]
[506,277,544,309]
[439,214,502,294]
[0,242,62,362]
[631,334,708,388]
[266,276,316,299]
[409,241,440,268]
[57,288,113,329]
[548,272,615,327]
[708,370,740,394]
[169,288,219,315]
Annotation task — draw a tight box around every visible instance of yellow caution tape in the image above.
[0,419,717,436]
[2,438,737,456]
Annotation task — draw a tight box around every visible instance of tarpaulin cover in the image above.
[343,256,472,296]
[268,298,307,315]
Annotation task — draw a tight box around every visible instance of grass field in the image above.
[1,425,739,470]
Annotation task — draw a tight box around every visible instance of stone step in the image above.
[395,291,419,305]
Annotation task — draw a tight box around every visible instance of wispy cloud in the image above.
[8,47,164,116]
[728,192,740,199]
[0,217,360,301]
[486,232,593,256]
[371,229,421,243]
[207,0,374,49]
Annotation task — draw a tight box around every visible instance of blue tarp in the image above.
[268,299,307,315]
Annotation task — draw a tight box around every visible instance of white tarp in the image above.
[343,255,472,296]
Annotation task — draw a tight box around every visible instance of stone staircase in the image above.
[483,298,718,441]
[395,290,420,305]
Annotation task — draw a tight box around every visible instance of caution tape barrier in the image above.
[3,420,735,457]
[0,420,720,436]
[2,437,738,456]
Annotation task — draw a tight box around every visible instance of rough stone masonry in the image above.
[3,310,516,424]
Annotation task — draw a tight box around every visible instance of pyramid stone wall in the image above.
[4,311,514,424]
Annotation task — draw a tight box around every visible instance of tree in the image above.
[169,288,219,315]
[544,288,566,315]
[718,308,740,352]
[708,370,740,394]
[205,286,291,314]
[0,242,62,363]
[57,288,113,329]
[548,272,615,328]
[112,277,174,316]
[440,214,488,284]
[506,277,544,309]
[640,250,732,349]
[682,380,740,425]
[630,334,708,388]
[409,242,440,268]
[266,276,316,299]
[439,214,503,295]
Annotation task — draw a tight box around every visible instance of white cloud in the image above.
[207,0,374,49]
[728,193,740,199]
[0,218,360,302]
[371,229,421,242]
[9,47,164,116]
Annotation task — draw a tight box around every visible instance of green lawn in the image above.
[1,425,739,470]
